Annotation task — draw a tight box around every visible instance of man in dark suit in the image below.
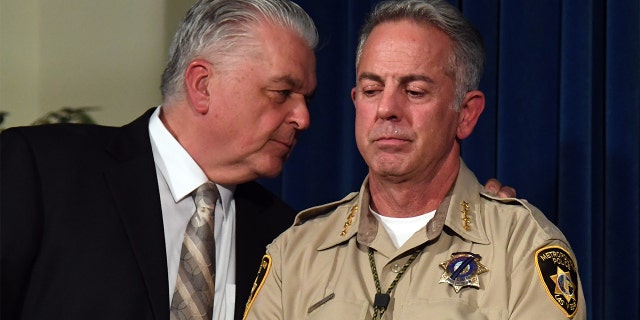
[1,0,317,319]
[1,1,513,319]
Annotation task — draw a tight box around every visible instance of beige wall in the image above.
[1,0,195,128]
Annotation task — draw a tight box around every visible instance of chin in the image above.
[259,170,282,179]
[256,161,285,178]
[370,161,406,178]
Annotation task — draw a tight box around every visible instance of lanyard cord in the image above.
[368,246,422,320]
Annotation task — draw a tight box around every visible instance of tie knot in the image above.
[193,182,219,211]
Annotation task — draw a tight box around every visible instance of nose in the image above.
[376,89,401,120]
[289,94,310,130]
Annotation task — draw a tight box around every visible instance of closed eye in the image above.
[363,89,382,97]
[359,84,383,97]
[278,90,292,97]
[268,89,293,104]
[405,89,425,98]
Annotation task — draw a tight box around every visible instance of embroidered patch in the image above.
[535,246,579,318]
[439,252,488,293]
[242,254,272,319]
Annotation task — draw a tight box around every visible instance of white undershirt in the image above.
[370,207,436,248]
[149,106,237,320]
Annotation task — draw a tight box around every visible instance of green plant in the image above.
[31,106,99,125]
[0,111,7,127]
[0,107,99,130]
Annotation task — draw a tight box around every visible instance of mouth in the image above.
[271,136,296,154]
[371,130,412,150]
[275,139,293,149]
[269,129,300,155]
[371,126,412,141]
[373,132,412,143]
[373,137,409,148]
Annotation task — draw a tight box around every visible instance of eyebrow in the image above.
[357,72,435,85]
[271,75,300,87]
[271,75,316,99]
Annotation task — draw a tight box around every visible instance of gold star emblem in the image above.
[439,252,488,293]
[550,266,575,302]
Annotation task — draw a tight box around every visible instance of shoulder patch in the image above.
[535,246,579,318]
[243,254,272,319]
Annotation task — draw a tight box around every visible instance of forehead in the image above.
[252,22,317,91]
[357,20,453,78]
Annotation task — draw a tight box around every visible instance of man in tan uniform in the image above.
[242,0,585,319]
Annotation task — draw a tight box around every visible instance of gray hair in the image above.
[160,0,318,100]
[355,0,485,110]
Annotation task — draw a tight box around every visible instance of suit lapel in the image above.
[104,109,169,320]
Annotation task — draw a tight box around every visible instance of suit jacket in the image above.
[0,108,296,320]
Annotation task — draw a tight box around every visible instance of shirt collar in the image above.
[148,106,235,210]
[355,160,490,246]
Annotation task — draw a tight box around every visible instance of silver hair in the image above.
[355,0,485,110]
[160,0,318,100]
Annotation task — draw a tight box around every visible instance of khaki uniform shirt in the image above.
[243,161,586,320]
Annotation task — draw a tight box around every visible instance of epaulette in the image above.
[294,192,358,226]
[480,190,566,241]
[479,190,528,206]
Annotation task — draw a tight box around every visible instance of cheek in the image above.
[252,108,284,130]
[354,110,369,141]
[354,109,376,155]
[240,110,289,152]
[417,113,459,150]
[354,104,375,128]
[424,108,458,131]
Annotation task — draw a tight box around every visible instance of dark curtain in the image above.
[259,1,640,319]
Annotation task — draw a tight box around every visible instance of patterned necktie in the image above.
[170,182,218,320]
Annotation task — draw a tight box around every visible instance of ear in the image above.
[351,87,357,106]
[456,90,485,140]
[184,59,214,114]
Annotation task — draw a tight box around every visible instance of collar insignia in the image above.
[340,205,358,236]
[460,201,472,231]
[439,252,488,293]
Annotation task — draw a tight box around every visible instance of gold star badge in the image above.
[550,266,576,301]
[439,252,488,293]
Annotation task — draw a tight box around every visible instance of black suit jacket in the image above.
[0,108,296,320]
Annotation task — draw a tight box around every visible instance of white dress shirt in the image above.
[148,106,237,320]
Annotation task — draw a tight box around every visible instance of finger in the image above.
[497,186,516,198]
[484,178,502,194]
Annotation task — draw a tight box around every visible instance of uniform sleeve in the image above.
[242,239,285,320]
[509,239,587,320]
[0,129,44,319]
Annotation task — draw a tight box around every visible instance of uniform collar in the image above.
[302,159,491,252]
[356,161,491,247]
[442,160,490,245]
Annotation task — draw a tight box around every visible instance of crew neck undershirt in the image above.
[370,207,436,248]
